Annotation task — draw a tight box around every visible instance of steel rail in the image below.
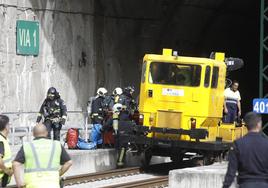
[6,167,141,188]
[63,167,141,186]
[101,176,169,188]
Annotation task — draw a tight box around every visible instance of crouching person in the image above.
[13,123,72,188]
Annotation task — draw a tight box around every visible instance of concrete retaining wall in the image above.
[66,149,117,176]
[169,162,237,188]
[67,149,171,176]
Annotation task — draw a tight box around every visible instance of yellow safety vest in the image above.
[0,134,12,179]
[23,139,62,188]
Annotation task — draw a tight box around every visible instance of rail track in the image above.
[7,167,141,187]
[63,167,141,186]
[101,176,168,188]
[7,167,168,188]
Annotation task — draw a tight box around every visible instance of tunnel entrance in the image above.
[0,0,260,126]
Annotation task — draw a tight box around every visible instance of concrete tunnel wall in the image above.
[0,0,167,127]
[0,0,98,127]
[0,0,259,127]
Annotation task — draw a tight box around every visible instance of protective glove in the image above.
[36,116,42,123]
[60,118,66,125]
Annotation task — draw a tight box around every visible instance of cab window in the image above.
[149,62,201,86]
[141,62,147,83]
[204,66,211,88]
[211,67,219,88]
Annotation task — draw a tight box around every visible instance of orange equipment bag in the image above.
[103,130,115,146]
[66,128,79,149]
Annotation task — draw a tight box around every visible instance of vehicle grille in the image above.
[157,111,181,129]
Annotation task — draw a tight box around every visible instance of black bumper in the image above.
[118,121,232,152]
[119,134,231,151]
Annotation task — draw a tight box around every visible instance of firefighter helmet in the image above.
[113,103,123,113]
[97,87,108,97]
[113,87,123,96]
[47,87,57,100]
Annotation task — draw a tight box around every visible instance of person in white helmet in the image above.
[102,87,123,148]
[90,87,107,148]
[113,87,123,104]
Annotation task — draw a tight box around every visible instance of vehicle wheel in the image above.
[141,150,152,169]
[222,150,229,161]
[171,154,184,166]
[203,152,215,165]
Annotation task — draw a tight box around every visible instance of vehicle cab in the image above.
[138,49,244,142]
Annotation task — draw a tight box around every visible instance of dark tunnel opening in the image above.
[94,0,260,116]
[28,0,260,117]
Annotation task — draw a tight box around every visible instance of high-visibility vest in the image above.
[23,139,62,188]
[0,134,12,179]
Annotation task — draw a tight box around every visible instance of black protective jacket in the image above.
[91,96,105,124]
[118,93,136,112]
[223,132,268,188]
[36,97,67,123]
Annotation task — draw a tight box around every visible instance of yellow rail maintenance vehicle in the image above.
[118,49,246,166]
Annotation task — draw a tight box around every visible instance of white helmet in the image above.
[113,103,123,113]
[113,87,123,96]
[97,87,107,97]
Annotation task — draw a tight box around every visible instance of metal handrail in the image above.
[2,110,87,114]
[2,110,90,145]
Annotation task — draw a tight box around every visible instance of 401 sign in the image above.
[16,20,39,56]
[253,98,268,114]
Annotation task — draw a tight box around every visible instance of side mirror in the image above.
[225,57,244,72]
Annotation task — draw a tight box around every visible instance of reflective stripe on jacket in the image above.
[23,139,62,188]
[0,134,12,179]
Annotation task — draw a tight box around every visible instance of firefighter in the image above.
[36,87,67,141]
[101,102,124,149]
[0,115,13,187]
[118,86,137,121]
[112,103,123,135]
[90,87,107,148]
[13,123,72,188]
[117,86,137,167]
[102,88,123,148]
[223,80,241,123]
[102,87,123,130]
[103,87,123,111]
[113,103,127,167]
[113,87,123,104]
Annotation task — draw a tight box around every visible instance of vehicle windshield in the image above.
[149,62,201,86]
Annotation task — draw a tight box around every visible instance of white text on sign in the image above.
[18,29,37,47]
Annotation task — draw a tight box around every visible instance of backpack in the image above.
[66,128,79,149]
[77,137,96,150]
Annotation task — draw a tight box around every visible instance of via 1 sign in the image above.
[16,20,39,56]
[253,98,268,114]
